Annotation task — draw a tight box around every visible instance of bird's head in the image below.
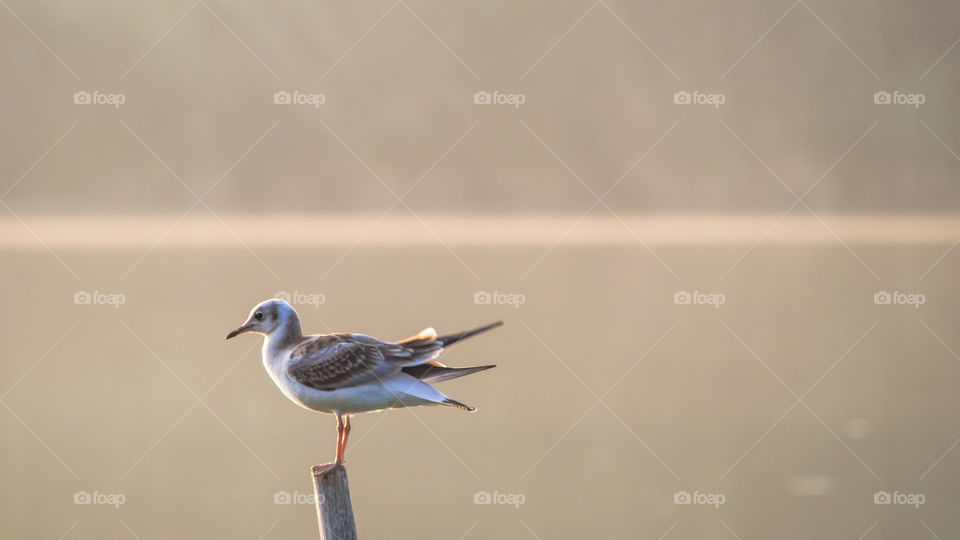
[226,298,298,339]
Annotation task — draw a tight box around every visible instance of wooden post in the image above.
[311,464,358,540]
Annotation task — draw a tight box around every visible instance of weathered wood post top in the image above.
[311,464,358,540]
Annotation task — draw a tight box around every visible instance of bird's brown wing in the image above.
[287,335,384,391]
[286,334,418,391]
[287,322,503,391]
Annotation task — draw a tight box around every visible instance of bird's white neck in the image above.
[263,312,304,360]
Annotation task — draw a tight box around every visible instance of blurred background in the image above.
[1,1,959,538]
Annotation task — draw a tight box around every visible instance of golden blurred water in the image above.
[1,241,958,539]
[3,0,960,537]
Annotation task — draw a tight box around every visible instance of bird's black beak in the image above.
[225,325,249,340]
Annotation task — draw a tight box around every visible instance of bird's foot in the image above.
[311,460,346,477]
[311,463,337,477]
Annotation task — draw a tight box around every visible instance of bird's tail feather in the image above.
[436,321,503,348]
[402,363,495,384]
[390,375,477,412]
[441,397,476,412]
[392,322,501,413]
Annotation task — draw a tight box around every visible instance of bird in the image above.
[225,298,501,475]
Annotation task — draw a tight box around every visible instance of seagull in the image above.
[226,298,501,474]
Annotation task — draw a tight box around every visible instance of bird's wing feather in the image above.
[287,335,387,391]
[286,334,428,391]
[287,322,502,391]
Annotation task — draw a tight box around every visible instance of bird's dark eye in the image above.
[254,312,264,321]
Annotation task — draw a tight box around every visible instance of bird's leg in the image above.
[340,415,352,461]
[334,412,346,466]
[314,414,345,477]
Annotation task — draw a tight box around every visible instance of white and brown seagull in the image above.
[226,299,501,475]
